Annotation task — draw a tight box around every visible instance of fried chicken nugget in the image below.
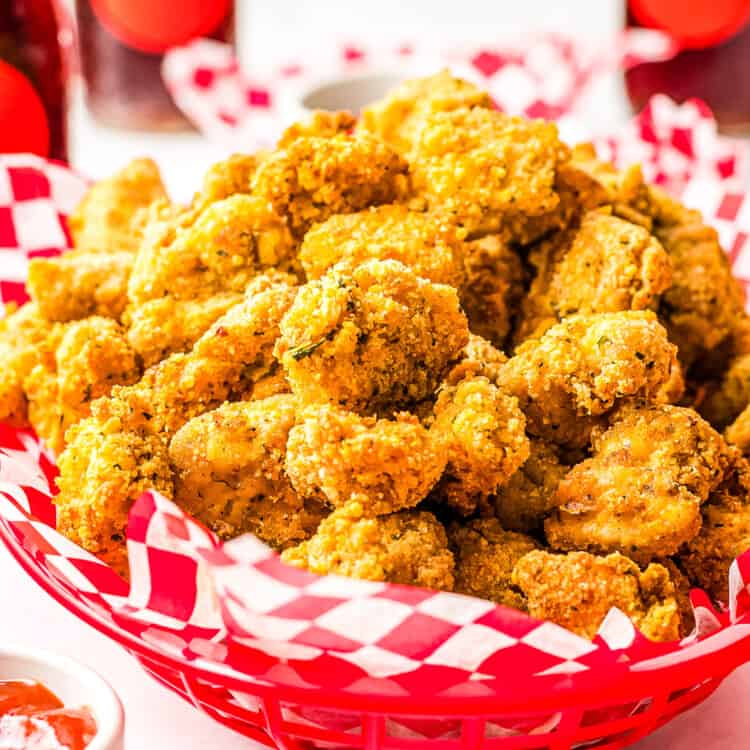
[170,395,326,547]
[680,452,750,604]
[125,292,242,367]
[726,404,750,454]
[0,303,55,427]
[27,250,134,323]
[299,205,466,288]
[24,317,141,454]
[410,106,569,239]
[357,70,492,155]
[281,501,455,590]
[492,438,570,534]
[278,110,356,148]
[515,210,672,343]
[445,333,507,387]
[431,376,529,515]
[251,133,409,238]
[191,153,263,212]
[286,403,447,514]
[448,518,537,609]
[276,259,468,413]
[700,353,750,430]
[546,405,733,561]
[498,311,682,447]
[512,550,681,642]
[460,234,524,348]
[55,418,173,578]
[93,274,298,437]
[68,157,168,254]
[649,187,746,367]
[128,194,296,305]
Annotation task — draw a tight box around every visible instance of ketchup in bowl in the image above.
[0,680,96,750]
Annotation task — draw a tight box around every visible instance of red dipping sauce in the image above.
[0,680,96,750]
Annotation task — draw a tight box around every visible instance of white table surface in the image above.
[3,1,749,747]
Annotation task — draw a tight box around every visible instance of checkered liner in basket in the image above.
[3,95,750,716]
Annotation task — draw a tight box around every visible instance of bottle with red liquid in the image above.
[625,0,750,135]
[0,0,67,159]
[75,0,234,130]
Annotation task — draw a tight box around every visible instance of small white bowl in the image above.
[0,646,124,750]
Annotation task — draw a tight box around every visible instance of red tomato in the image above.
[0,60,50,157]
[90,0,231,53]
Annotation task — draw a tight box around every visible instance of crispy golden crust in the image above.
[649,187,746,366]
[281,502,455,590]
[512,550,681,642]
[0,303,56,427]
[91,276,298,438]
[128,194,297,305]
[726,403,750,454]
[191,153,263,211]
[125,292,242,367]
[515,210,672,344]
[27,250,133,322]
[251,133,409,238]
[299,205,466,288]
[276,259,468,413]
[445,333,508,387]
[499,311,682,447]
[700,353,750,430]
[24,317,141,454]
[170,395,326,548]
[357,70,492,155]
[55,418,173,579]
[286,403,447,514]
[431,376,529,515]
[492,438,569,534]
[68,158,167,254]
[546,405,732,561]
[278,110,356,148]
[410,107,569,239]
[659,558,696,636]
[448,518,537,609]
[679,452,750,604]
[460,234,524,348]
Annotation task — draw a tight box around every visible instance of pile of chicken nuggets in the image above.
[4,71,750,642]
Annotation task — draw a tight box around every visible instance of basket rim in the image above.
[4,516,750,717]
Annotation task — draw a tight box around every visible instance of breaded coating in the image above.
[281,502,455,590]
[128,194,296,305]
[431,376,529,515]
[125,292,242,367]
[546,405,732,561]
[55,418,173,578]
[24,317,141,454]
[700,353,750,430]
[680,452,750,604]
[286,403,447,514]
[0,303,55,427]
[299,205,466,288]
[515,210,672,343]
[68,157,167,253]
[170,395,326,548]
[27,250,133,322]
[358,70,492,155]
[276,259,468,413]
[649,187,746,366]
[498,311,682,447]
[460,234,524,347]
[445,333,507,387]
[92,275,298,438]
[191,153,262,212]
[660,558,696,636]
[410,106,569,239]
[278,110,356,148]
[251,133,409,238]
[512,550,681,642]
[448,518,537,609]
[492,438,570,534]
[726,403,750,454]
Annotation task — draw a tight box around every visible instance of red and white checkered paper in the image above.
[3,62,750,715]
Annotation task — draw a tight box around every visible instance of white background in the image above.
[5,0,750,747]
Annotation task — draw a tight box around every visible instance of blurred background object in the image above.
[0,0,66,159]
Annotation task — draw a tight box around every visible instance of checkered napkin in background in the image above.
[3,34,750,713]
